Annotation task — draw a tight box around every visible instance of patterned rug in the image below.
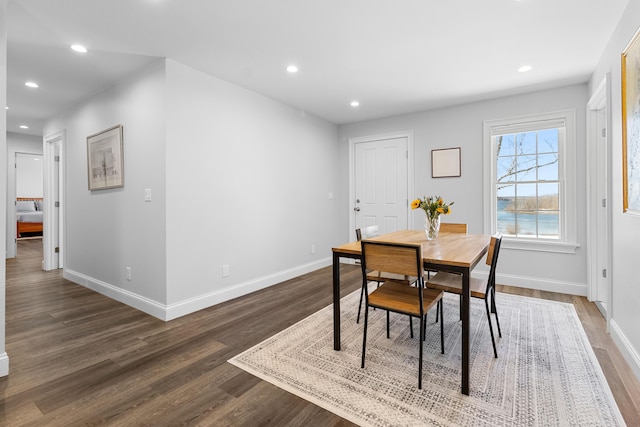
[228,288,625,426]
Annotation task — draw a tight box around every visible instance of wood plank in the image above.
[0,240,638,425]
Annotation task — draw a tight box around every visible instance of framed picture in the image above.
[87,125,124,191]
[622,27,640,213]
[431,147,461,178]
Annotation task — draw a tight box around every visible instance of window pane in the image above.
[497,185,515,235]
[537,153,558,181]
[497,156,516,183]
[517,132,536,155]
[538,211,559,238]
[515,213,536,237]
[538,128,558,153]
[515,183,536,211]
[497,134,515,157]
[516,155,537,181]
[538,183,558,210]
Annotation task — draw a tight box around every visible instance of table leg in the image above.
[333,251,341,351]
[461,269,470,395]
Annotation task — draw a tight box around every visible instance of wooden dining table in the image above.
[331,229,491,395]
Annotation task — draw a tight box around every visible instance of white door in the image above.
[353,136,409,235]
[44,131,64,270]
[595,106,609,306]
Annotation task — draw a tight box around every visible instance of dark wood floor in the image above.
[1,239,639,426]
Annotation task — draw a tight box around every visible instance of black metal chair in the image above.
[355,225,414,324]
[426,233,503,358]
[360,240,444,389]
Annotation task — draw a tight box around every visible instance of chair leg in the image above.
[484,298,498,358]
[356,284,366,323]
[459,294,462,320]
[423,313,427,341]
[361,305,369,368]
[386,311,390,339]
[492,288,502,337]
[439,300,444,354]
[409,316,414,339]
[419,314,424,389]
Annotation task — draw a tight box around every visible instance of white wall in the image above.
[5,132,43,258]
[339,84,589,295]
[45,59,168,310]
[16,153,43,197]
[0,0,8,377]
[43,58,341,320]
[164,60,340,317]
[589,0,640,379]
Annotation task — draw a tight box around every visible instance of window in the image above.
[483,110,579,253]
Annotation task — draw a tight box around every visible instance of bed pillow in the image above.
[35,201,44,211]
[16,200,36,212]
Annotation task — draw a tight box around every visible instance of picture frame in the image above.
[87,125,124,191]
[622,27,640,213]
[431,147,461,178]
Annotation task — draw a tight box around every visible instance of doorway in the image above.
[43,130,64,271]
[587,75,612,324]
[349,131,414,240]
[7,151,44,258]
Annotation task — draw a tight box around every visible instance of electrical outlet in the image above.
[126,267,132,281]
[311,245,316,254]
[222,264,230,277]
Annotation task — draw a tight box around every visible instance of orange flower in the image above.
[411,199,421,209]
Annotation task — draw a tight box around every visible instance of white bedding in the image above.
[16,211,43,223]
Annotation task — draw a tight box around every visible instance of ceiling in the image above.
[5,0,629,137]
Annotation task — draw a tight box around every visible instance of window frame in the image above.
[483,110,579,254]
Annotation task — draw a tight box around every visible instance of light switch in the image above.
[144,189,152,202]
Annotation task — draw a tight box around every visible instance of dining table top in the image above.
[332,229,491,268]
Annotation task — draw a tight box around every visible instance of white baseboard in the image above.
[64,269,167,319]
[165,257,332,320]
[473,271,587,296]
[0,352,9,377]
[609,319,640,382]
[63,257,332,321]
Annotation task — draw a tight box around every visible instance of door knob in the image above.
[354,207,360,212]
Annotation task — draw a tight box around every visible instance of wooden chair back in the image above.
[485,233,503,290]
[356,225,380,241]
[361,240,423,280]
[439,223,467,233]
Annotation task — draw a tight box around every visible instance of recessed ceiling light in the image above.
[25,81,39,88]
[350,100,360,107]
[71,44,88,53]
[518,65,533,73]
[5,106,8,110]
[286,65,298,73]
[19,125,29,129]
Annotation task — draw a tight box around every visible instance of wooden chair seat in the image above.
[366,271,414,284]
[426,272,487,298]
[368,280,442,317]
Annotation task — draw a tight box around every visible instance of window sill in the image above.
[501,237,580,254]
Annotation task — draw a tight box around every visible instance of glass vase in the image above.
[425,213,441,240]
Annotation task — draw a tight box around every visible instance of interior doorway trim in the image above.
[586,74,612,328]
[7,149,43,259]
[43,130,65,271]
[348,130,414,242]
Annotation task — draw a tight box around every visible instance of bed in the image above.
[16,198,43,237]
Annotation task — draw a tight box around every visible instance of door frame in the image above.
[43,130,65,271]
[586,75,612,326]
[6,149,44,258]
[348,131,414,242]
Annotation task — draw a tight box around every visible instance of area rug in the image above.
[228,288,625,426]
